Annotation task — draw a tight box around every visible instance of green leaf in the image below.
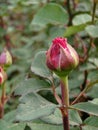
[82,125,98,130]
[64,24,86,37]
[41,108,62,125]
[88,70,98,81]
[28,123,80,130]
[16,92,57,121]
[70,127,80,130]
[70,88,80,99]
[88,58,98,68]
[4,110,16,123]
[84,116,98,127]
[28,123,63,130]
[14,78,50,96]
[0,120,9,130]
[18,0,47,5]
[0,27,6,37]
[87,85,98,98]
[69,110,82,125]
[24,125,31,130]
[83,101,98,128]
[49,27,65,43]
[8,123,26,130]
[41,108,82,126]
[72,14,92,25]
[89,98,98,105]
[69,70,84,89]
[72,102,98,116]
[32,3,68,25]
[85,25,98,38]
[31,51,52,79]
[0,120,26,130]
[80,62,96,71]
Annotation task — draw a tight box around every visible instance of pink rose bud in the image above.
[46,37,79,76]
[0,67,7,85]
[0,48,12,67]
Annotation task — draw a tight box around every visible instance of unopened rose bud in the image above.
[0,67,7,85]
[46,37,79,77]
[0,48,12,68]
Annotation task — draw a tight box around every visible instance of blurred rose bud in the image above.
[0,67,7,85]
[0,48,12,68]
[46,37,79,76]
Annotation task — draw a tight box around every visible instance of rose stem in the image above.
[60,76,70,130]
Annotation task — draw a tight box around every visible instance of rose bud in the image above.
[0,67,7,85]
[46,37,79,77]
[0,48,12,68]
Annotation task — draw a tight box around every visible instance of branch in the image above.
[66,0,73,25]
[71,79,98,105]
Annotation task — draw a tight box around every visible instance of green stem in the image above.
[60,76,70,130]
[61,76,69,107]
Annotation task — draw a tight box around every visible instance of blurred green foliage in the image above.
[0,0,98,130]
